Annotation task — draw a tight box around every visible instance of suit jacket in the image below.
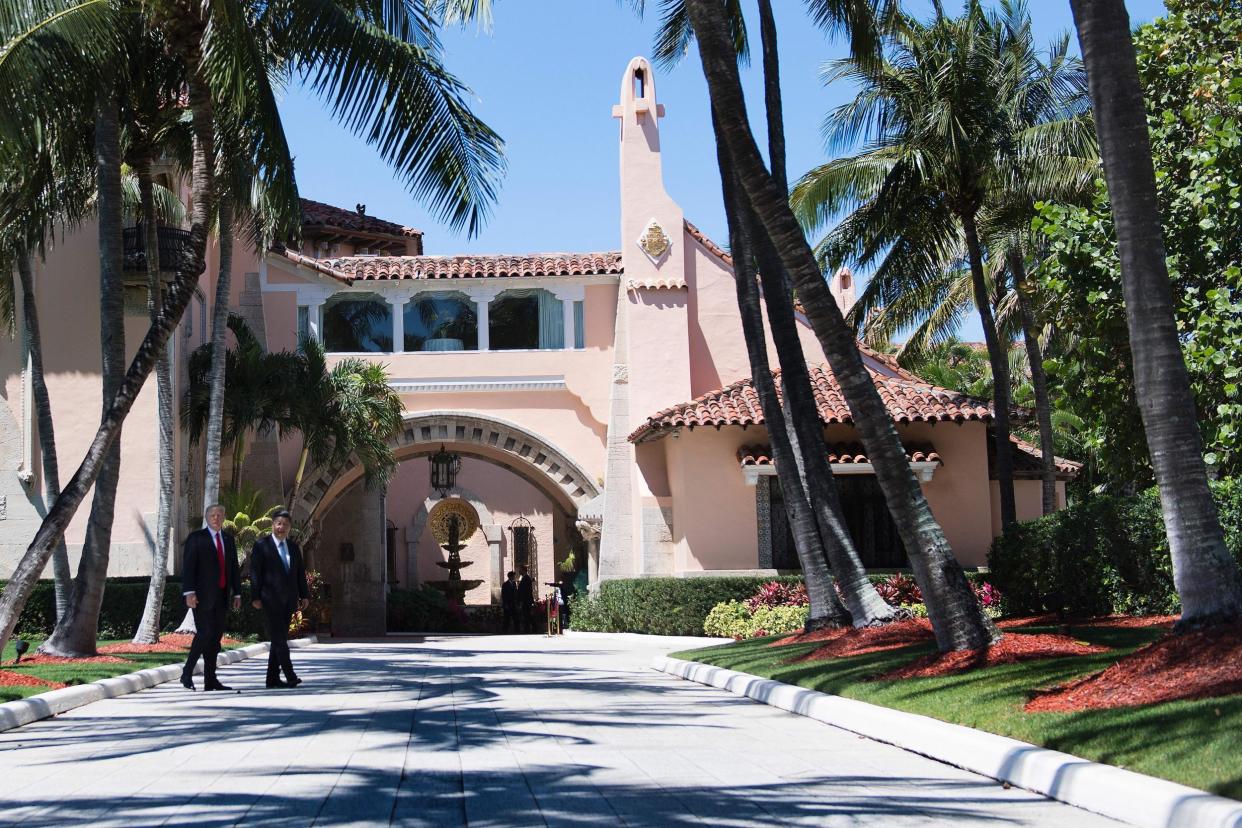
[501,580,518,608]
[250,534,309,611]
[517,575,534,605]
[183,528,241,609]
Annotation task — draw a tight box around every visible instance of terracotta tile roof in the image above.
[300,198,422,239]
[684,219,732,265]
[995,434,1082,480]
[738,443,942,467]
[325,251,624,281]
[274,248,353,284]
[629,362,996,443]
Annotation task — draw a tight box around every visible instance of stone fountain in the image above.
[425,499,484,606]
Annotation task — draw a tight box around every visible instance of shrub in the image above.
[4,577,266,639]
[745,581,809,610]
[871,573,922,606]
[386,586,451,632]
[703,600,809,640]
[567,576,804,636]
[988,479,1242,617]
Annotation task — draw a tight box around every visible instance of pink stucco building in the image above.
[0,58,1074,633]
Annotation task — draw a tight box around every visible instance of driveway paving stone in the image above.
[0,632,1122,826]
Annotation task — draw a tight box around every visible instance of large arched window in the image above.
[323,293,392,353]
[489,289,563,350]
[405,292,478,351]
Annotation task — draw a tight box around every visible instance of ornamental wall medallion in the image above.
[637,219,671,259]
[428,498,480,546]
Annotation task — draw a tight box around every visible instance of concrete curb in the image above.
[653,655,1242,828]
[0,635,318,734]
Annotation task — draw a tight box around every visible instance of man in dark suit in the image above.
[501,571,519,633]
[516,565,535,633]
[181,503,241,691]
[250,508,309,688]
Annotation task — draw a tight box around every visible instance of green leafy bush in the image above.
[567,576,804,636]
[988,479,1242,616]
[386,586,451,632]
[703,600,809,639]
[4,577,266,639]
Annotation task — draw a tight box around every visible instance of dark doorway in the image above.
[769,476,908,570]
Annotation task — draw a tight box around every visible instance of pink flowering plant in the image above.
[744,581,809,610]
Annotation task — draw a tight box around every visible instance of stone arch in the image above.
[298,410,601,523]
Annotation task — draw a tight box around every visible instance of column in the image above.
[387,295,406,353]
[552,286,584,350]
[305,300,325,343]
[469,287,498,351]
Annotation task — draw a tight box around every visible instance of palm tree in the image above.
[684,0,997,651]
[0,0,505,657]
[1069,0,1242,626]
[792,3,1026,530]
[643,0,896,628]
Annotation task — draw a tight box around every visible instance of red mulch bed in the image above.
[875,633,1111,681]
[98,633,243,654]
[7,654,127,665]
[0,670,65,689]
[1025,622,1242,712]
[787,619,936,662]
[998,614,1177,630]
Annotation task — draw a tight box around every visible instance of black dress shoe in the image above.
[204,682,232,692]
[265,678,289,689]
[180,674,195,691]
[286,676,302,688]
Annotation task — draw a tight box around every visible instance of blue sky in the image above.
[279,0,1168,339]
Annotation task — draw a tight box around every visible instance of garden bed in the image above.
[1027,622,1242,712]
[670,619,1242,798]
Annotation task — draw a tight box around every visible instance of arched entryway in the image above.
[301,411,601,635]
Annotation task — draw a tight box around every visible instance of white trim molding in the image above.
[742,461,940,487]
[387,376,567,394]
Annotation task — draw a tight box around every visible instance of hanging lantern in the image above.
[429,444,461,497]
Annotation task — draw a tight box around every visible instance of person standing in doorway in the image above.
[501,571,519,633]
[250,508,309,688]
[181,504,241,691]
[517,565,535,633]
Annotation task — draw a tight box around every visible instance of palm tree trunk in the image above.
[719,159,850,631]
[16,256,72,616]
[961,213,1017,529]
[751,1,894,625]
[0,72,216,658]
[40,93,127,658]
[203,202,233,511]
[1070,0,1242,627]
[133,160,174,644]
[1008,249,1057,514]
[686,0,996,651]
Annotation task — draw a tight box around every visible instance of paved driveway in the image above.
[0,633,1119,826]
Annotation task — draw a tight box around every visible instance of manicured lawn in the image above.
[0,638,245,703]
[673,624,1242,800]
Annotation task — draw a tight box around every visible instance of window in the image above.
[769,476,907,570]
[489,289,563,350]
[297,306,310,344]
[405,293,477,352]
[573,300,584,349]
[323,293,392,353]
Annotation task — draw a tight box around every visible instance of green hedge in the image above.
[568,576,804,636]
[5,577,266,639]
[988,478,1242,617]
[567,573,993,637]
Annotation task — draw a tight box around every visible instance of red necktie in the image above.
[215,532,226,589]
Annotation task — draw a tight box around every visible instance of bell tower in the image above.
[599,57,691,583]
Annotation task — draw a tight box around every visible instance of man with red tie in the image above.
[180,504,242,691]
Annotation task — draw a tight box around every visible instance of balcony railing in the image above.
[122,224,193,273]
